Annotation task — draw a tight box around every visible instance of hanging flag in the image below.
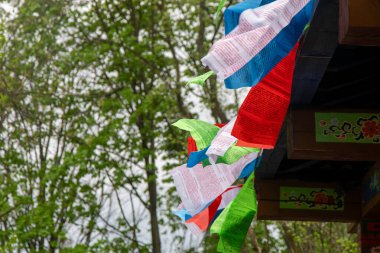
[170,152,257,216]
[187,144,259,168]
[202,0,314,88]
[187,123,226,156]
[206,117,238,163]
[184,185,242,235]
[231,43,298,148]
[173,158,258,225]
[186,71,215,86]
[175,119,258,167]
[187,136,197,156]
[214,0,228,20]
[173,119,220,150]
[224,0,275,35]
[210,172,258,253]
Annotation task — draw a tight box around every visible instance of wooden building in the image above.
[255,0,380,252]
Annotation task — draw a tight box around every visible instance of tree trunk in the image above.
[145,136,161,253]
[279,222,298,253]
[248,227,262,253]
[147,167,161,253]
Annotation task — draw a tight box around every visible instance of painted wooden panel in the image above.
[280,187,344,210]
[315,113,380,144]
[288,108,380,161]
[257,179,361,222]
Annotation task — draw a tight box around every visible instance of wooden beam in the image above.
[257,179,361,222]
[292,0,338,104]
[288,108,380,161]
[348,222,359,233]
[339,0,380,46]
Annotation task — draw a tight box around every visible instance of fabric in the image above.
[231,43,298,148]
[173,119,220,150]
[171,153,257,215]
[224,1,313,89]
[202,0,314,88]
[215,0,228,19]
[186,145,259,168]
[184,120,259,168]
[186,123,225,156]
[210,172,258,253]
[187,147,209,168]
[186,71,214,86]
[206,117,238,164]
[224,0,274,34]
[184,185,242,235]
[187,136,198,156]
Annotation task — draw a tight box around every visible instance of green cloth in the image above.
[202,145,259,166]
[173,119,259,165]
[173,119,219,150]
[186,71,214,86]
[214,0,227,20]
[210,172,257,253]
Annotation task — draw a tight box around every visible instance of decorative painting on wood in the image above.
[280,187,344,211]
[315,113,380,143]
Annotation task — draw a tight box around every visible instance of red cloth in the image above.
[232,43,299,149]
[187,137,197,156]
[185,185,242,231]
[185,194,222,231]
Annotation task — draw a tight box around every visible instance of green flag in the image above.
[186,71,214,86]
[173,119,219,150]
[203,145,259,166]
[214,0,227,20]
[173,119,259,165]
[210,172,258,252]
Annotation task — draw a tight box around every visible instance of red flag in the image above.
[232,43,299,149]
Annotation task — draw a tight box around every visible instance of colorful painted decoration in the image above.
[280,187,344,210]
[315,113,380,143]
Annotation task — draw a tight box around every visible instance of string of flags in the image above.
[169,0,315,252]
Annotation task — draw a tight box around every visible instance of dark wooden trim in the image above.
[348,222,359,233]
[339,0,380,46]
